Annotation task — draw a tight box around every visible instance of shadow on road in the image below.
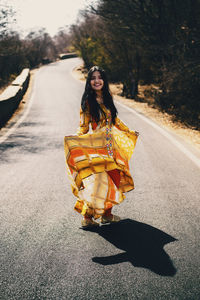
[90,219,177,276]
[0,121,63,163]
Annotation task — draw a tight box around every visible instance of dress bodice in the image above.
[77,103,134,136]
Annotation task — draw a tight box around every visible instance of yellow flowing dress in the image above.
[64,103,138,219]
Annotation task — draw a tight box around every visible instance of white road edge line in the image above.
[116,100,200,169]
[0,77,37,145]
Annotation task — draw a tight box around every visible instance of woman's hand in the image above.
[127,130,139,138]
[135,131,140,136]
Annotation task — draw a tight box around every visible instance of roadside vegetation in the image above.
[70,0,200,129]
[0,7,70,91]
[1,1,199,130]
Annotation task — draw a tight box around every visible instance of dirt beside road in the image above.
[73,65,200,151]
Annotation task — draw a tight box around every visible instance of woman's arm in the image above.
[77,106,91,135]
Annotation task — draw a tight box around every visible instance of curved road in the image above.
[0,58,200,300]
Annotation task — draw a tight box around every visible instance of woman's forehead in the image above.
[91,71,101,77]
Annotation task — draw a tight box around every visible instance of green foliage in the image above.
[24,29,57,68]
[70,0,200,128]
[0,6,64,87]
[54,29,72,53]
[0,7,15,38]
[0,18,58,87]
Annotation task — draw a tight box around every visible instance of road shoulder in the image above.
[0,68,38,142]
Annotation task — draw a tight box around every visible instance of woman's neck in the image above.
[96,91,103,104]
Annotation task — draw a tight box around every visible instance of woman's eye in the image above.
[91,76,102,80]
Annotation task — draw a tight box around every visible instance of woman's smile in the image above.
[90,71,104,91]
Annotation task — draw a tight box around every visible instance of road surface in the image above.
[0,58,200,300]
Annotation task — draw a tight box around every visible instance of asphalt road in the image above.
[0,58,200,300]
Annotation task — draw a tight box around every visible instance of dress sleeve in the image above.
[115,116,137,136]
[77,106,91,135]
[115,116,130,132]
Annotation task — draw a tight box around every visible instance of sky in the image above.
[0,0,97,36]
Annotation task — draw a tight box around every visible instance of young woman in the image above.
[64,66,139,228]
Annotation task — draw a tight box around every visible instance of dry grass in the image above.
[73,65,200,151]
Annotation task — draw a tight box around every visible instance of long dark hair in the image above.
[81,66,117,124]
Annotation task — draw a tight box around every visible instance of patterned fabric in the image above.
[64,103,138,219]
[75,171,124,218]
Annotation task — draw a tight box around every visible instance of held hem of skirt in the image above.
[64,138,135,193]
[64,130,137,194]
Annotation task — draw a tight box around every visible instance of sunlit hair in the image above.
[81,66,117,124]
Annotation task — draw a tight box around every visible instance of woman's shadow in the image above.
[89,219,177,276]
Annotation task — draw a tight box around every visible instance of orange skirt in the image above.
[64,126,137,219]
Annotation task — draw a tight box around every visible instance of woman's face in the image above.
[90,71,104,91]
